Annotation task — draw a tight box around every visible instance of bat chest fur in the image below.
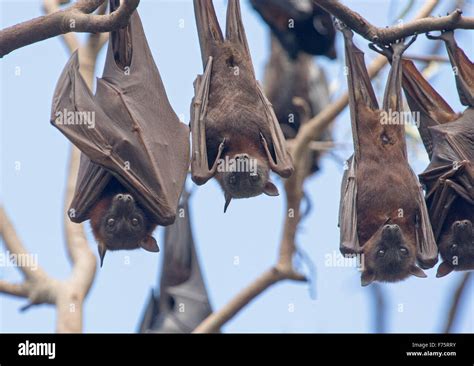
[356,164,418,244]
[207,126,265,158]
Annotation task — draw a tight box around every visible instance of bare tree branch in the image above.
[0,0,138,58]
[0,281,28,298]
[313,0,473,44]
[369,284,387,333]
[404,54,449,63]
[443,273,472,333]
[0,206,58,308]
[193,269,286,333]
[43,0,81,52]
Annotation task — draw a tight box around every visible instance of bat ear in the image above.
[224,193,232,213]
[436,261,454,278]
[98,244,107,268]
[263,181,279,197]
[141,236,160,253]
[361,270,375,287]
[410,265,427,278]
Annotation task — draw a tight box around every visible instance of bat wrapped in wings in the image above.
[373,31,473,278]
[250,0,336,59]
[50,1,190,266]
[337,24,437,286]
[263,34,332,174]
[138,190,213,333]
[191,0,294,212]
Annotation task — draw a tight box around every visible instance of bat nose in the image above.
[115,194,134,203]
[382,224,403,245]
[383,224,400,233]
[123,194,133,202]
[235,154,249,160]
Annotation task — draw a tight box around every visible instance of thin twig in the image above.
[404,54,449,63]
[443,272,472,333]
[313,0,473,44]
[0,0,138,57]
[369,284,387,333]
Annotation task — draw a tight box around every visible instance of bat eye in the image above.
[107,218,115,227]
[377,249,385,257]
[228,175,237,185]
[451,243,458,251]
[400,247,408,256]
[131,218,139,226]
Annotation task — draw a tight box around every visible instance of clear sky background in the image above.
[1,0,473,333]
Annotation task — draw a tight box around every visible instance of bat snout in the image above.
[112,194,136,212]
[114,193,134,203]
[234,153,250,161]
[381,224,404,247]
[452,220,473,242]
[382,224,401,235]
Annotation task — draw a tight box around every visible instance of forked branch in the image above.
[0,0,138,57]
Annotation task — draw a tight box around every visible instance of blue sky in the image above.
[1,0,473,333]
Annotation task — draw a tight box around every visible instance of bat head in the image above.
[437,220,474,277]
[90,193,159,266]
[217,153,279,212]
[361,224,426,286]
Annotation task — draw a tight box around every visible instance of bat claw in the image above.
[426,30,447,41]
[390,36,416,57]
[369,43,392,58]
[426,30,455,46]
[334,19,353,39]
[218,138,226,153]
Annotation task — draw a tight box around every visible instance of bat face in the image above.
[92,194,151,248]
[88,179,159,266]
[437,218,474,277]
[215,153,279,212]
[202,100,282,209]
[361,224,425,285]
[216,154,270,197]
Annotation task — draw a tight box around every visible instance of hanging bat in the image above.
[137,190,213,333]
[191,0,293,212]
[250,0,336,60]
[373,31,473,278]
[263,34,332,174]
[337,25,437,286]
[50,2,190,266]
